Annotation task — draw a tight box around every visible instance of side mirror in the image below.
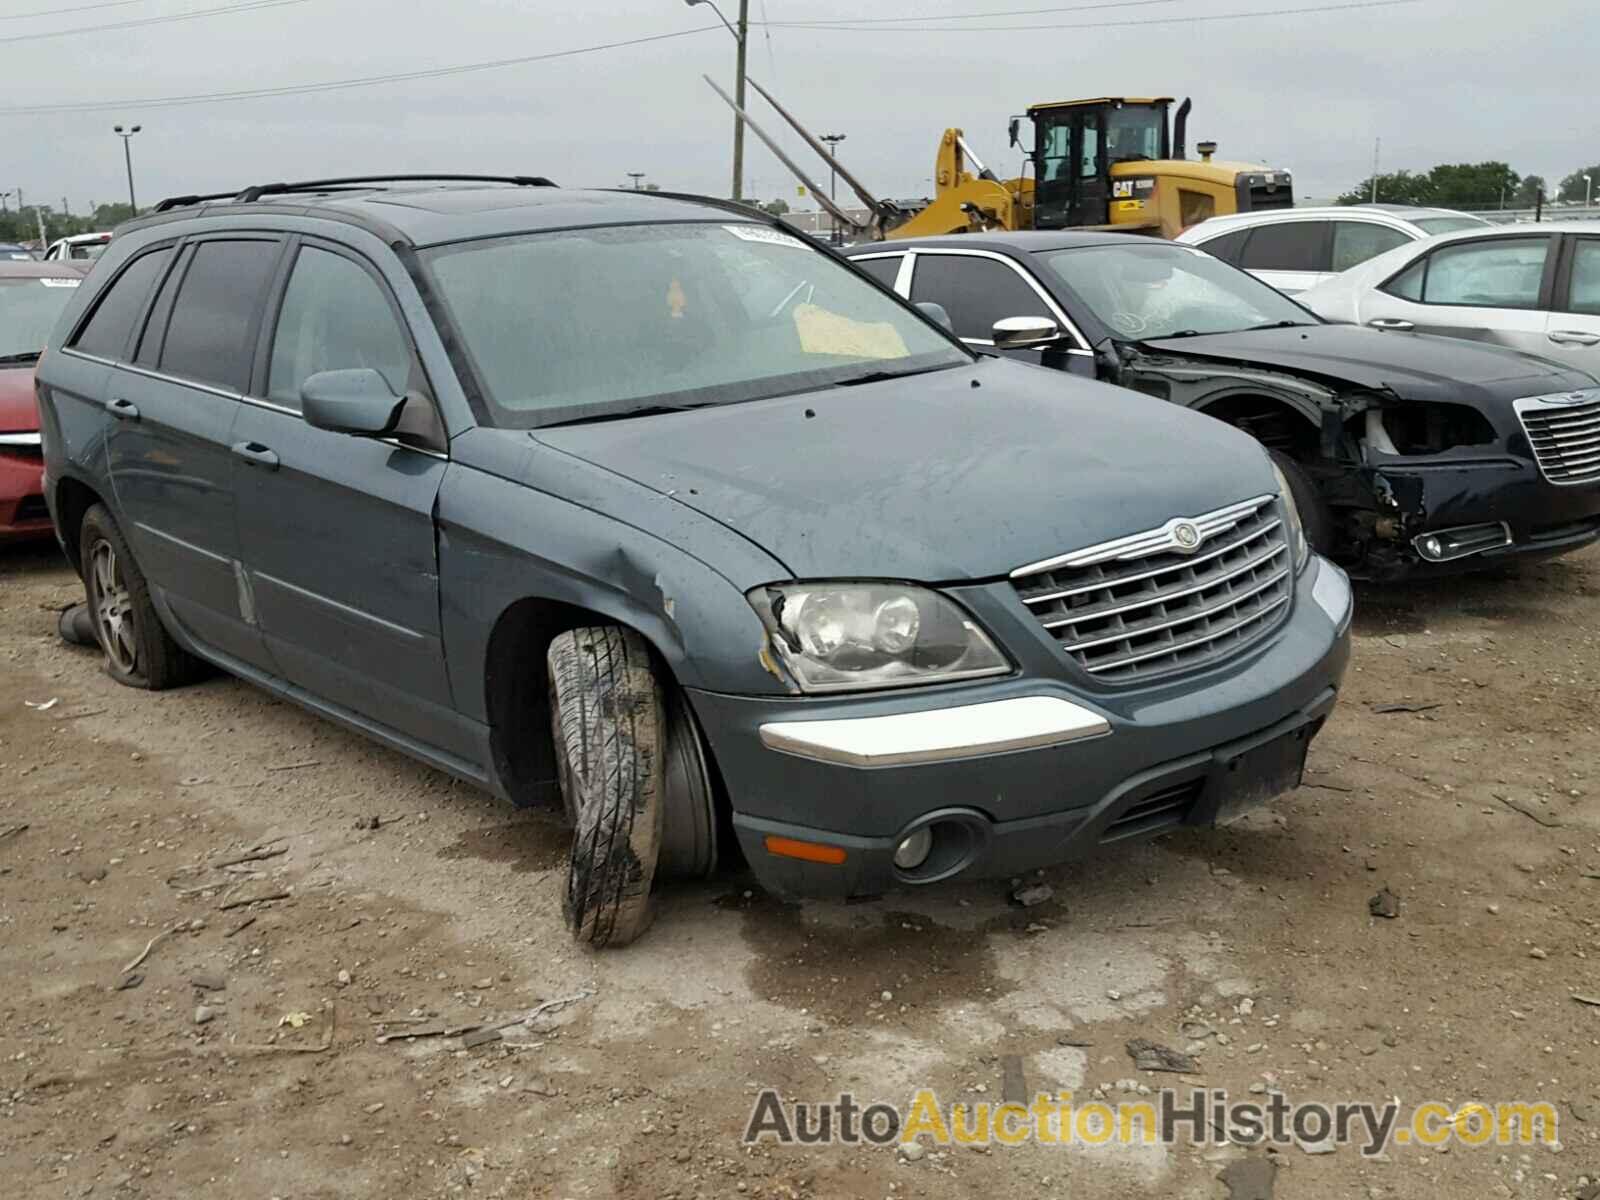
[916,300,955,333]
[300,369,406,437]
[992,316,1060,349]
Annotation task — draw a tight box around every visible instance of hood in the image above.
[1140,324,1585,398]
[533,358,1276,581]
[0,365,38,433]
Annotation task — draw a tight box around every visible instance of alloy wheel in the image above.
[88,539,138,675]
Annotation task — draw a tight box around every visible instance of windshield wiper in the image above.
[538,403,710,429]
[0,351,41,366]
[1148,329,1205,340]
[1241,320,1315,331]
[831,362,956,388]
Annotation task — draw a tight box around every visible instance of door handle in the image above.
[1368,318,1415,331]
[231,441,279,470]
[1549,330,1600,346]
[105,397,140,420]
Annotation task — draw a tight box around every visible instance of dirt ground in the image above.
[1,539,1597,1200]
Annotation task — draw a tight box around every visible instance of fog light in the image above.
[893,827,934,870]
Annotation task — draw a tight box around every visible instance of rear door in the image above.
[1360,232,1556,356]
[1235,220,1331,295]
[1544,233,1600,373]
[230,238,460,753]
[96,236,283,668]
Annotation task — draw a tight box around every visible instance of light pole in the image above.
[685,0,749,201]
[626,172,646,191]
[0,191,10,215]
[820,133,846,244]
[113,124,141,213]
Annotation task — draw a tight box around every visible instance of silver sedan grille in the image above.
[1010,495,1291,683]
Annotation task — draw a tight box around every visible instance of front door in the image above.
[230,240,461,755]
[1543,233,1600,374]
[103,237,283,669]
[1070,109,1110,228]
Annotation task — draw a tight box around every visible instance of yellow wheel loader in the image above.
[705,79,1293,242]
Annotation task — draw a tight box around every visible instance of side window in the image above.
[852,255,903,291]
[1383,257,1426,301]
[1238,222,1327,273]
[1199,228,1250,265]
[1330,222,1411,273]
[69,247,173,361]
[1559,240,1600,316]
[159,239,281,392]
[909,255,1053,342]
[1417,238,1549,309]
[267,246,413,411]
[134,245,190,367]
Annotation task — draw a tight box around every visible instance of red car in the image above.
[1,261,83,541]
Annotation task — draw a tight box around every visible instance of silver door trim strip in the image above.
[133,520,232,566]
[253,569,429,641]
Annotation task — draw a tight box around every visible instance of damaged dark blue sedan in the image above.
[36,178,1351,945]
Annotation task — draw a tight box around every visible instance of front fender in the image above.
[436,459,792,724]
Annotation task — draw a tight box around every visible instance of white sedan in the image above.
[1296,221,1600,373]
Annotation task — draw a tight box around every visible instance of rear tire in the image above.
[79,504,205,690]
[548,626,666,948]
[1269,450,1334,558]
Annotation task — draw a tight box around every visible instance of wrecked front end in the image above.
[1119,347,1600,580]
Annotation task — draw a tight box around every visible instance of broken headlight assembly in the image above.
[749,583,1010,693]
[1272,464,1311,573]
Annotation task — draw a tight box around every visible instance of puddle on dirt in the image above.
[436,818,568,872]
[722,889,1016,1026]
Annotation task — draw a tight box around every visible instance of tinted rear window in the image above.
[1239,222,1327,273]
[158,240,280,392]
[1198,228,1251,265]
[70,247,173,361]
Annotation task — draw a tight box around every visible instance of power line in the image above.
[765,0,1176,26]
[1,0,150,21]
[0,26,723,116]
[759,0,1421,31]
[0,0,309,45]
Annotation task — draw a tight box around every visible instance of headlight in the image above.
[1272,463,1311,573]
[749,583,1010,693]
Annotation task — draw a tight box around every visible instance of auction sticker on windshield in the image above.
[725,224,807,250]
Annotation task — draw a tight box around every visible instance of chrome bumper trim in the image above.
[0,431,42,447]
[758,695,1111,768]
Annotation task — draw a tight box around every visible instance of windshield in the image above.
[1039,242,1314,341]
[0,276,79,359]
[423,222,969,427]
[1105,104,1165,162]
[1414,216,1492,235]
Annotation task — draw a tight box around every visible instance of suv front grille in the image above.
[1516,393,1600,486]
[1011,496,1292,683]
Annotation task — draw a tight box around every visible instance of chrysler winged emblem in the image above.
[1171,521,1202,551]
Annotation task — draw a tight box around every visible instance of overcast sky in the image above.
[1,0,1594,216]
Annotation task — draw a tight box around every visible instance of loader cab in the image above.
[1020,98,1172,231]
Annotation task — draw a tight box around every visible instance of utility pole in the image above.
[1587,174,1595,211]
[1370,137,1380,203]
[114,124,141,212]
[820,133,846,245]
[732,0,749,201]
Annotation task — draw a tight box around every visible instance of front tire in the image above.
[79,504,204,690]
[548,626,666,948]
[1269,450,1334,558]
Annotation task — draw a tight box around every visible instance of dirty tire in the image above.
[548,626,666,949]
[1270,450,1334,557]
[79,504,205,690]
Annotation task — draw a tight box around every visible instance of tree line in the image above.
[1337,161,1600,209]
[0,202,137,248]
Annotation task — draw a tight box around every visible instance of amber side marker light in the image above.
[764,835,847,865]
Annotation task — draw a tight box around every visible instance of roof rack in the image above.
[154,174,558,213]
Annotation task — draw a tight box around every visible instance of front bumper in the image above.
[0,439,51,542]
[688,556,1353,899]
[1360,451,1600,580]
